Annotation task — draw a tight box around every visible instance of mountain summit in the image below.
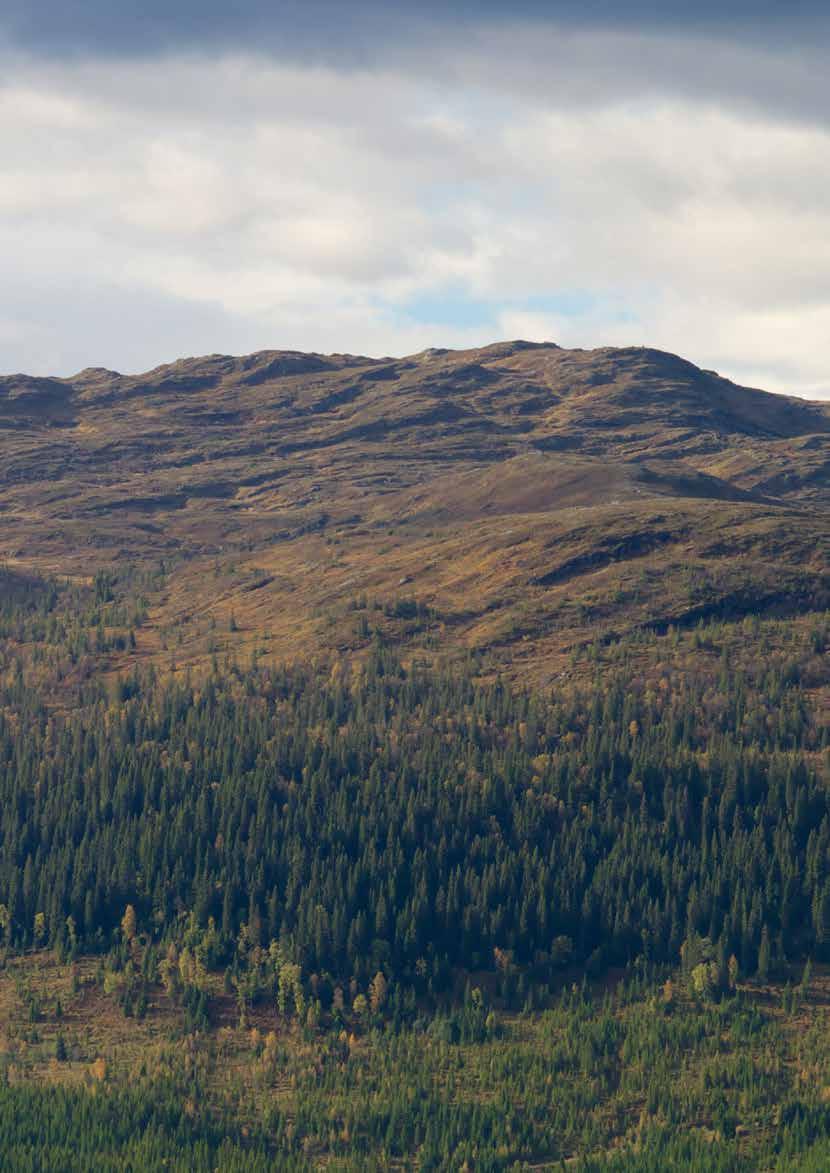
[1,341,827,681]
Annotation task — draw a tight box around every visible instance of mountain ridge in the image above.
[1,340,827,686]
[4,339,828,416]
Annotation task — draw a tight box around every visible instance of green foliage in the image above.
[1,975,828,1169]
[0,633,826,990]
[0,580,828,1166]
[0,1083,279,1171]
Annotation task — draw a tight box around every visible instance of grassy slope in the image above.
[1,342,830,1167]
[0,341,827,687]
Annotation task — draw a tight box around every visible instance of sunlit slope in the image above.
[1,341,827,679]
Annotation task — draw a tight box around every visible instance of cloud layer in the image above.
[1,10,829,397]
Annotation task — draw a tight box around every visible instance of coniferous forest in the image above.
[0,561,829,1168]
[1,629,828,986]
[3,0,830,1152]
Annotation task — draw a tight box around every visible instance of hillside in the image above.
[0,340,827,685]
[2,341,830,1170]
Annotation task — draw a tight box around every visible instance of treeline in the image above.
[0,564,151,679]
[0,630,827,991]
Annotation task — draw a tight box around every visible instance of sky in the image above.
[2,2,830,398]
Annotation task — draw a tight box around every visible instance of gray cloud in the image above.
[1,8,829,397]
[2,1,829,61]
[0,272,265,377]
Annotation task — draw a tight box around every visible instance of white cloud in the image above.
[0,44,828,398]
